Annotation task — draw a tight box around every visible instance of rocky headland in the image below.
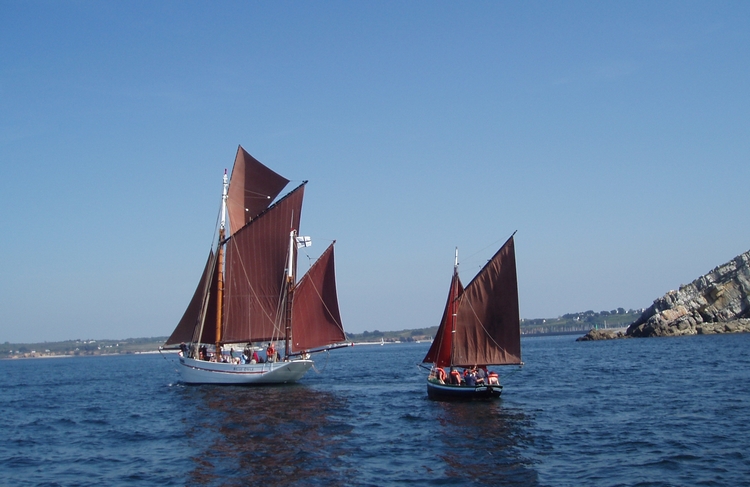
[578,248,750,341]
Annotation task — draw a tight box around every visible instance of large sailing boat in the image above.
[422,234,522,400]
[163,146,348,385]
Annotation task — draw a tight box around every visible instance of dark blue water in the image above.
[2,334,749,486]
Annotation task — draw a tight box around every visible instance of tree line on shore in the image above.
[2,309,643,358]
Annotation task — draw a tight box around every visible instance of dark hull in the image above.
[426,379,502,401]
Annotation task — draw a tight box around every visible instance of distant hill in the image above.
[347,309,642,342]
[2,308,643,358]
[0,337,168,359]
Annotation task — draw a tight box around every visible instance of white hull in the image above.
[178,356,313,385]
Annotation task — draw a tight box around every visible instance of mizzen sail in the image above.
[291,243,345,351]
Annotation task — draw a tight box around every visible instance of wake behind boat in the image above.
[422,234,522,400]
[162,146,349,385]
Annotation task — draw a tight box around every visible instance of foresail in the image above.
[222,184,305,343]
[227,146,290,235]
[165,250,218,346]
[290,243,345,351]
[422,271,463,367]
[452,235,521,367]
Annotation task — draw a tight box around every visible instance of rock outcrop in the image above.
[576,328,627,341]
[626,249,750,338]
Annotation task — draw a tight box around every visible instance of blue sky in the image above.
[1,1,749,343]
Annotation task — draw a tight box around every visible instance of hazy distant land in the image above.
[0,309,642,359]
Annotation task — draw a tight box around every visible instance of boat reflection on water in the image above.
[181,384,353,487]
[432,400,539,486]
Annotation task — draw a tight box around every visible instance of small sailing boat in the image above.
[422,234,522,400]
[163,146,349,385]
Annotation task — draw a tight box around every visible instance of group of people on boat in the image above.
[429,365,500,387]
[178,342,282,364]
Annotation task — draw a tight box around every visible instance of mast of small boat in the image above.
[450,247,459,367]
[215,169,228,355]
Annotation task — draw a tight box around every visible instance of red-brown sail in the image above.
[290,243,345,351]
[453,235,521,366]
[227,146,290,234]
[422,270,463,367]
[165,250,218,346]
[222,184,305,343]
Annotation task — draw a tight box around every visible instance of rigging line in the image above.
[271,262,287,343]
[297,238,336,274]
[297,246,315,271]
[459,233,515,273]
[158,349,181,374]
[310,350,331,374]
[297,250,344,333]
[241,188,275,198]
[462,297,511,357]
[272,226,298,344]
[193,251,218,345]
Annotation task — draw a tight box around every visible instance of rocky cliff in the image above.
[577,248,750,341]
[626,249,750,337]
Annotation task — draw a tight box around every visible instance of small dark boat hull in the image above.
[426,379,502,401]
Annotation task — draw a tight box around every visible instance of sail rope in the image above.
[289,243,348,353]
[460,237,509,274]
[310,350,331,374]
[462,297,511,358]
[190,199,224,346]
[158,348,181,374]
[300,259,344,332]
[499,365,524,383]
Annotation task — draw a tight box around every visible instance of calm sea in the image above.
[2,334,749,486]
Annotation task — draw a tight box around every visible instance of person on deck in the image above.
[465,369,477,387]
[475,366,486,385]
[433,367,447,384]
[252,350,260,364]
[477,365,487,384]
[488,371,500,385]
[266,343,276,363]
[449,367,462,385]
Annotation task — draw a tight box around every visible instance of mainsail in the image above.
[222,184,305,343]
[422,235,521,368]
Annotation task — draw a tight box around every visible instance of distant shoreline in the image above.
[3,332,606,360]
[2,350,169,361]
